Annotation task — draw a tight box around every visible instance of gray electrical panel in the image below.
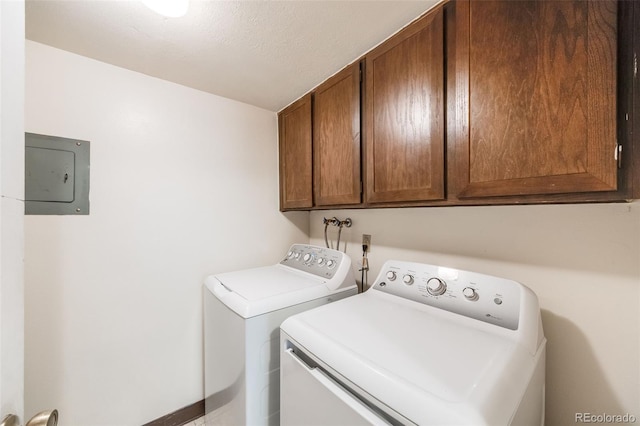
[25,133,90,215]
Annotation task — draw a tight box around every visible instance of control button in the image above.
[304,253,318,266]
[293,252,301,260]
[463,287,479,301]
[317,258,326,266]
[287,251,294,259]
[494,298,503,305]
[386,271,397,281]
[426,277,447,296]
[402,274,414,285]
[326,259,336,269]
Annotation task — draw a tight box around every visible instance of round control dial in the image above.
[426,277,447,296]
[386,271,397,281]
[463,287,479,301]
[326,259,336,269]
[317,258,326,266]
[403,274,414,285]
[303,253,312,262]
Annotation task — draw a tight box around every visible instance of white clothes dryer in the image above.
[280,260,546,425]
[204,244,356,426]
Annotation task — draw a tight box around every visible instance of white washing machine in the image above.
[204,244,357,425]
[280,260,546,425]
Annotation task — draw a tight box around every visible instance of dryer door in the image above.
[281,346,410,426]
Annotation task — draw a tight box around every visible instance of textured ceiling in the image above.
[26,0,439,112]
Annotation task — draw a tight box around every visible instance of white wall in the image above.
[0,0,25,421]
[24,41,308,425]
[311,204,640,426]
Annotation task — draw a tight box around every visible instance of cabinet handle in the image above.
[616,144,623,169]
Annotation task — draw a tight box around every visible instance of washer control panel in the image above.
[373,261,521,330]
[280,244,345,279]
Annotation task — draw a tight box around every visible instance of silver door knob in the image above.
[26,410,58,426]
[1,414,19,426]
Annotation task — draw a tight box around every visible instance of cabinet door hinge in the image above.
[615,143,623,168]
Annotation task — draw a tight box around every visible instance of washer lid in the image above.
[281,290,538,425]
[216,265,326,300]
[205,265,338,318]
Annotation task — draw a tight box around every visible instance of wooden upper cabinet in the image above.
[278,0,632,210]
[313,63,361,206]
[278,94,313,210]
[365,7,445,204]
[455,0,618,198]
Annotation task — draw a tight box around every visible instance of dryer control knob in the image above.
[386,271,397,281]
[427,278,447,296]
[403,274,414,285]
[303,253,312,262]
[463,287,478,301]
[326,259,336,269]
[317,258,326,266]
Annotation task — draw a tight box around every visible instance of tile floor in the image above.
[183,403,234,426]
[183,417,205,426]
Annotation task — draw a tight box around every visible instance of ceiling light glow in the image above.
[142,0,189,18]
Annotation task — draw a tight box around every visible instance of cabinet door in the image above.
[364,7,445,204]
[278,94,313,210]
[457,0,618,198]
[314,63,361,206]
